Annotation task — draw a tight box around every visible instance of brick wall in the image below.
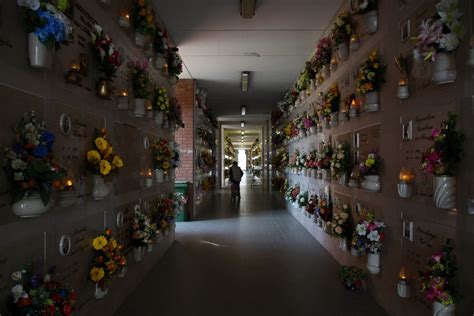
[175,79,195,182]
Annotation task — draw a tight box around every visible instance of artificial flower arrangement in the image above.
[271,108,284,127]
[419,240,457,308]
[338,265,366,291]
[351,0,378,15]
[287,149,299,171]
[278,90,299,113]
[295,62,315,92]
[359,151,380,176]
[201,176,216,192]
[17,0,73,49]
[131,206,156,248]
[318,198,332,224]
[306,194,319,215]
[131,0,155,35]
[10,267,77,315]
[304,150,318,171]
[199,150,215,172]
[298,152,307,171]
[1,111,66,208]
[151,195,177,234]
[90,24,123,80]
[302,113,316,132]
[331,12,353,47]
[153,27,169,56]
[353,212,385,254]
[86,129,124,179]
[128,60,151,99]
[90,228,127,291]
[167,98,185,130]
[272,150,288,171]
[297,191,308,208]
[330,204,351,238]
[421,112,464,177]
[312,36,332,73]
[356,50,386,95]
[272,176,287,193]
[323,84,341,117]
[151,139,172,172]
[330,143,351,178]
[285,185,300,202]
[316,143,333,170]
[170,142,181,169]
[152,86,170,114]
[414,0,464,63]
[167,47,183,82]
[171,192,187,215]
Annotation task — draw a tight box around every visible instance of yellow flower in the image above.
[95,137,108,151]
[162,161,170,170]
[92,236,108,250]
[112,155,124,168]
[109,238,117,250]
[103,145,113,158]
[160,220,167,228]
[90,267,105,282]
[100,160,112,176]
[87,150,101,164]
[146,14,153,23]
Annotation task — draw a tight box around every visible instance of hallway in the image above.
[117,185,387,316]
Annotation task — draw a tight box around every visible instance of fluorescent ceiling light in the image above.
[241,121,245,128]
[241,131,244,135]
[241,105,247,116]
[241,72,249,91]
[240,0,256,18]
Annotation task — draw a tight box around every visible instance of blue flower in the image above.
[33,144,49,158]
[41,131,55,144]
[12,143,22,154]
[60,289,67,298]
[34,10,67,44]
[30,275,40,288]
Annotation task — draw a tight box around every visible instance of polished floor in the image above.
[116,175,387,316]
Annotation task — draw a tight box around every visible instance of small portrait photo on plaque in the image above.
[401,20,410,42]
[59,113,72,136]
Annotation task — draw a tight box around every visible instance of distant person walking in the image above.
[229,161,244,199]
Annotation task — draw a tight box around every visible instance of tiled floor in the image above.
[116,177,387,316]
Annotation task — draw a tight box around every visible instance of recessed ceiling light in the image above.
[241,130,244,135]
[241,105,247,116]
[240,0,256,18]
[241,121,245,128]
[241,72,249,92]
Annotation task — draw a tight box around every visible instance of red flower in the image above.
[17,297,32,307]
[47,304,55,315]
[69,290,78,301]
[51,292,62,303]
[63,303,73,316]
[24,143,36,150]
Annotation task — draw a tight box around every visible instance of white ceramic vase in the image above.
[94,283,108,299]
[349,108,358,118]
[155,110,164,126]
[339,174,348,186]
[433,176,456,209]
[362,175,381,192]
[339,238,348,252]
[135,32,145,47]
[310,126,317,135]
[330,112,339,127]
[337,42,349,61]
[364,91,379,112]
[323,169,331,181]
[366,10,378,34]
[117,266,127,278]
[432,52,457,85]
[367,252,381,274]
[92,175,110,200]
[117,96,129,110]
[154,169,164,183]
[134,98,146,117]
[28,33,53,68]
[432,301,455,316]
[147,243,153,253]
[320,64,330,81]
[155,53,166,69]
[133,246,145,263]
[397,85,409,99]
[12,193,50,218]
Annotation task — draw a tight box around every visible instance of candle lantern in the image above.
[397,267,411,298]
[65,61,82,85]
[330,57,338,73]
[397,79,409,99]
[117,90,129,110]
[349,98,358,118]
[144,169,153,188]
[398,168,414,198]
[349,35,359,52]
[118,12,131,29]
[58,177,78,207]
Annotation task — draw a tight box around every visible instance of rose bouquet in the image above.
[318,198,332,223]
[331,204,351,238]
[351,0,377,15]
[17,0,73,49]
[153,27,169,56]
[353,216,385,254]
[10,267,77,316]
[356,50,386,95]
[414,0,464,62]
[86,129,124,179]
[359,151,380,176]
[90,228,127,289]
[131,0,155,35]
[152,86,170,113]
[306,195,319,215]
[316,143,333,170]
[312,36,332,72]
[128,61,151,99]
[167,98,185,129]
[323,84,341,116]
[421,112,464,176]
[338,265,366,291]
[419,240,457,307]
[90,24,123,79]
[331,12,353,46]
[131,207,156,247]
[167,47,183,81]
[1,111,66,207]
[330,143,351,177]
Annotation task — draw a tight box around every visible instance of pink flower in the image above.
[431,128,441,138]
[431,252,445,263]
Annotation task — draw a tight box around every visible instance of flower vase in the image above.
[311,169,318,178]
[364,91,379,112]
[338,174,348,186]
[302,168,308,177]
[135,32,145,47]
[320,64,330,81]
[366,10,378,34]
[322,169,331,181]
[432,52,457,85]
[154,169,164,183]
[433,176,456,209]
[432,301,455,316]
[339,238,348,252]
[337,42,349,61]
[97,78,115,99]
[134,98,146,117]
[28,33,53,68]
[310,126,317,135]
[117,95,129,110]
[147,243,153,253]
[323,221,331,234]
[12,193,50,218]
[117,266,127,278]
[133,246,145,263]
[361,175,380,192]
[351,247,361,257]
[330,112,339,127]
[92,175,110,200]
[155,53,166,69]
[349,108,358,118]
[155,111,164,126]
[317,169,323,179]
[367,252,381,274]
[94,283,108,299]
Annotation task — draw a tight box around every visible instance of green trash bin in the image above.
[174,181,190,222]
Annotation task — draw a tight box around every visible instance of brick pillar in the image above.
[175,79,195,182]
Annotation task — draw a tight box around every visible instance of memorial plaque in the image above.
[114,122,141,194]
[354,123,381,165]
[115,202,137,256]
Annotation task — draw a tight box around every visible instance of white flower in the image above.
[17,0,40,10]
[44,274,51,283]
[356,224,366,236]
[367,230,380,242]
[335,163,341,168]
[338,219,344,225]
[337,153,344,160]
[94,24,103,34]
[24,123,35,132]
[11,271,23,281]
[439,33,460,51]
[340,212,349,219]
[11,284,24,303]
[11,159,27,171]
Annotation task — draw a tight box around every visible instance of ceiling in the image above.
[225,127,261,150]
[154,0,344,117]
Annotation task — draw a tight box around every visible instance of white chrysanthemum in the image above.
[356,224,366,236]
[337,153,344,160]
[439,33,460,51]
[11,159,27,170]
[340,212,349,219]
[11,284,24,303]
[367,230,380,242]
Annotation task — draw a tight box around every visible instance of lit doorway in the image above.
[238,149,247,171]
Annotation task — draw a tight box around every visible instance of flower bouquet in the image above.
[354,213,385,274]
[167,98,185,131]
[297,191,308,209]
[421,112,464,209]
[1,111,66,217]
[331,12,352,60]
[131,206,156,259]
[10,267,77,315]
[152,86,169,125]
[356,50,385,112]
[90,228,127,298]
[312,36,332,81]
[90,24,123,99]
[316,143,333,180]
[131,0,155,46]
[330,143,351,183]
[306,194,318,217]
[359,151,381,192]
[420,240,457,314]
[338,265,366,291]
[151,197,176,236]
[85,129,124,199]
[128,60,151,117]
[152,139,172,182]
[331,204,351,238]
[296,62,315,92]
[167,47,183,84]
[17,0,73,67]
[318,198,332,231]
[324,84,341,126]
[153,27,169,68]
[351,0,378,33]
